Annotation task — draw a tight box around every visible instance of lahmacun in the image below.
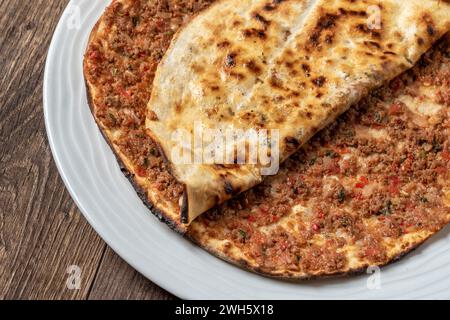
[84,0,450,278]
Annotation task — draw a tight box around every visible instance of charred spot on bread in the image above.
[262,0,285,12]
[217,40,230,48]
[268,75,282,89]
[245,59,262,75]
[225,52,237,68]
[312,76,326,87]
[241,28,267,40]
[307,12,339,50]
[252,12,271,28]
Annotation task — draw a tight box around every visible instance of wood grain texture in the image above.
[0,0,175,300]
[88,247,175,300]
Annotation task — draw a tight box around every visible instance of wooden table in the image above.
[0,0,175,300]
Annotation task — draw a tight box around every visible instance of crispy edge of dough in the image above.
[143,127,191,224]
[187,227,449,280]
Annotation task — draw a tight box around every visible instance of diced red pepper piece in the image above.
[260,205,269,215]
[335,147,350,154]
[136,166,147,177]
[318,210,325,219]
[389,175,400,195]
[442,149,450,160]
[389,103,402,115]
[89,49,99,61]
[435,167,447,174]
[355,176,369,188]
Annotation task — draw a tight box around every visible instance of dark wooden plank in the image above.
[87,247,176,300]
[0,0,174,300]
[0,0,107,300]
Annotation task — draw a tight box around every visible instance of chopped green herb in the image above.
[107,113,117,126]
[260,113,267,122]
[135,133,146,139]
[149,147,158,156]
[379,200,393,215]
[417,139,427,145]
[345,130,355,138]
[374,112,383,123]
[238,229,247,239]
[337,189,346,203]
[326,150,338,158]
[419,196,428,203]
[132,16,140,27]
[432,139,442,153]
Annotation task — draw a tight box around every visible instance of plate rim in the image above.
[43,0,194,299]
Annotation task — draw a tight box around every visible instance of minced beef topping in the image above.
[85,0,215,203]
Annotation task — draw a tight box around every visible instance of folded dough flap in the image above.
[146,0,450,224]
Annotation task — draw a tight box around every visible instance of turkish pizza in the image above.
[84,0,450,278]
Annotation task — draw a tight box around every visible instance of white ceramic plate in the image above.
[44,0,450,299]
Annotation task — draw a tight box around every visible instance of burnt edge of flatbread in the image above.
[142,128,190,224]
[186,228,441,280]
[83,21,187,234]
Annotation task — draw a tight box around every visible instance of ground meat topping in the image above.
[85,0,215,204]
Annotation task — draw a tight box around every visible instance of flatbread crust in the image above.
[146,0,450,224]
[84,0,450,279]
